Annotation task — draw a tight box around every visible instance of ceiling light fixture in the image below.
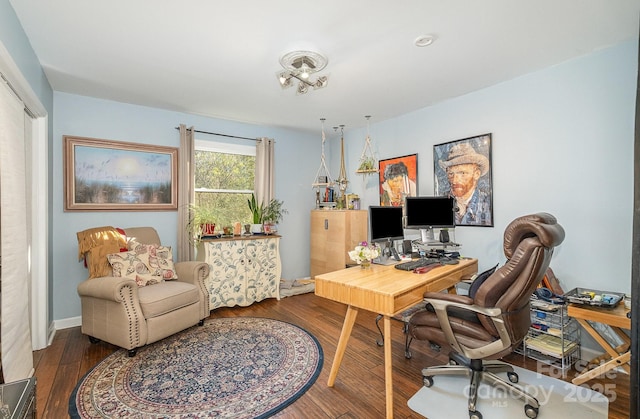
[414,34,436,47]
[277,50,329,94]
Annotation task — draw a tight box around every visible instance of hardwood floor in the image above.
[33,292,630,418]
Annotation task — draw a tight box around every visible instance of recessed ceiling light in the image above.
[414,35,436,47]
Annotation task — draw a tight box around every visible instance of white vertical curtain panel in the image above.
[0,81,34,381]
[177,124,195,262]
[254,138,275,204]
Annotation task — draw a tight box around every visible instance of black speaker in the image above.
[402,239,412,255]
[439,229,450,243]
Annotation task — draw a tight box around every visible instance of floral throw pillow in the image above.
[128,240,179,280]
[106,251,165,287]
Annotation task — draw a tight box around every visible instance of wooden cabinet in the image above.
[197,236,281,310]
[310,210,368,278]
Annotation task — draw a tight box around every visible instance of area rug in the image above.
[408,364,608,418]
[69,317,323,418]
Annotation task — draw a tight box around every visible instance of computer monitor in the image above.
[369,205,404,243]
[403,196,456,242]
[369,206,404,263]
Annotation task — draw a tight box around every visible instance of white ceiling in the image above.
[9,0,640,133]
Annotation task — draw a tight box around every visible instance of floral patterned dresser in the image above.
[197,235,281,309]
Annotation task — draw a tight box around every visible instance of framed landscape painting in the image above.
[64,136,178,211]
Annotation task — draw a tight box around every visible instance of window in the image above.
[195,140,255,227]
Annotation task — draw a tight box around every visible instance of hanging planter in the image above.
[312,118,334,188]
[356,115,378,175]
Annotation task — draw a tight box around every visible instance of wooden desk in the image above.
[315,258,478,419]
[567,302,631,385]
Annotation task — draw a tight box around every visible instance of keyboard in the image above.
[394,258,440,271]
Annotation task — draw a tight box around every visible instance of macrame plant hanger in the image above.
[312,118,334,208]
[356,115,378,175]
[334,125,349,208]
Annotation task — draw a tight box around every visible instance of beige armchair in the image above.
[77,227,210,356]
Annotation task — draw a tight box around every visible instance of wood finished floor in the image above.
[33,292,630,418]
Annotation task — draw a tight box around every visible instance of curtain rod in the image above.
[175,126,258,142]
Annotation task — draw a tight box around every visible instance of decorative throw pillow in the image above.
[128,240,179,280]
[468,263,499,299]
[106,251,165,287]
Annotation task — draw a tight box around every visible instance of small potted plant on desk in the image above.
[186,204,218,243]
[262,198,288,235]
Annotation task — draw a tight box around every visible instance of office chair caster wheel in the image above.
[507,371,519,383]
[423,376,433,387]
[524,404,538,418]
[469,410,482,419]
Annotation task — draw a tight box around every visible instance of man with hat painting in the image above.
[438,142,492,226]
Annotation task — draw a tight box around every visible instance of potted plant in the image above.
[247,194,265,233]
[186,204,218,243]
[357,156,376,173]
[262,198,288,234]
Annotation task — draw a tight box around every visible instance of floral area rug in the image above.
[69,317,323,418]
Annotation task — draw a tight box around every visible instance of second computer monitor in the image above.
[404,196,456,242]
[369,205,404,244]
[403,196,456,229]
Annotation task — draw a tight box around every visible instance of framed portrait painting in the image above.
[378,153,418,206]
[64,136,178,211]
[433,134,493,226]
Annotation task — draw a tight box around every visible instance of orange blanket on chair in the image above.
[77,226,127,279]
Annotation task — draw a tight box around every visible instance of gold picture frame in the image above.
[64,136,178,211]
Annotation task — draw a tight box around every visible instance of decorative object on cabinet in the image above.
[356,116,378,175]
[197,235,281,309]
[64,136,178,211]
[434,133,493,226]
[263,198,288,234]
[516,296,580,376]
[379,154,418,206]
[186,204,219,243]
[247,193,265,225]
[310,210,368,278]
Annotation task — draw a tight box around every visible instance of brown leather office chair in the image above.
[408,213,565,419]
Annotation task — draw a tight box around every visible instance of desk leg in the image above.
[572,351,631,385]
[575,318,621,359]
[327,305,359,387]
[384,315,394,419]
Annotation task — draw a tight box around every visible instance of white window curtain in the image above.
[177,124,195,262]
[254,138,275,204]
[0,80,33,381]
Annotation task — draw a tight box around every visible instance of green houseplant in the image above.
[247,193,265,233]
[247,193,265,224]
[262,198,288,234]
[186,204,219,242]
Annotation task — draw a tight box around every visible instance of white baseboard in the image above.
[54,316,82,331]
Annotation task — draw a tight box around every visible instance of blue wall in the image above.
[53,93,319,320]
[2,0,638,327]
[336,40,637,297]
